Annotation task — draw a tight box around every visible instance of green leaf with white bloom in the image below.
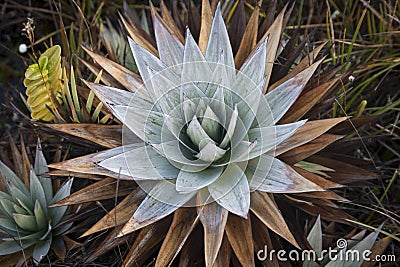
[111,104,164,144]
[34,200,48,229]
[206,4,235,83]
[248,120,307,159]
[304,216,322,267]
[0,161,30,196]
[201,106,221,142]
[30,170,47,215]
[0,240,36,256]
[176,167,224,193]
[99,145,179,180]
[195,139,226,162]
[35,140,53,205]
[13,213,37,232]
[0,198,15,217]
[182,29,212,87]
[232,40,267,98]
[119,180,196,235]
[129,38,180,102]
[152,11,183,72]
[32,239,52,263]
[265,60,322,124]
[208,163,250,218]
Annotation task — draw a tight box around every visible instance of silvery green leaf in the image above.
[152,11,184,71]
[206,4,235,83]
[265,61,321,123]
[235,89,262,140]
[220,105,238,148]
[195,139,226,162]
[30,170,47,215]
[2,230,44,241]
[15,196,34,215]
[34,200,47,229]
[147,66,181,114]
[34,139,49,175]
[152,140,211,172]
[245,155,273,191]
[342,230,380,267]
[99,146,179,180]
[208,163,250,218]
[13,203,28,215]
[249,156,324,193]
[119,180,196,235]
[84,81,146,111]
[111,105,164,144]
[32,239,51,263]
[181,96,198,124]
[325,254,345,267]
[49,179,73,226]
[252,93,274,128]
[163,114,196,153]
[209,85,226,126]
[227,140,257,164]
[205,62,230,97]
[201,106,221,141]
[35,140,52,205]
[13,213,37,232]
[233,40,267,98]
[0,198,15,217]
[248,120,307,159]
[187,115,213,148]
[0,217,20,231]
[176,167,224,193]
[182,29,212,87]
[303,216,322,267]
[0,160,30,196]
[129,37,180,102]
[0,239,36,255]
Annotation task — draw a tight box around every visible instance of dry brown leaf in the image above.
[42,123,122,148]
[275,117,348,156]
[82,187,147,236]
[250,191,299,247]
[52,178,134,206]
[85,226,135,263]
[279,134,343,164]
[292,167,343,189]
[78,56,122,87]
[160,0,185,43]
[197,199,229,267]
[179,226,204,267]
[156,208,198,267]
[259,6,287,93]
[213,235,231,267]
[83,47,146,94]
[251,214,280,267]
[48,147,133,180]
[307,155,379,184]
[199,0,213,54]
[234,1,261,68]
[294,190,347,201]
[123,218,172,267]
[225,214,255,267]
[280,77,340,123]
[361,236,392,267]
[120,13,158,56]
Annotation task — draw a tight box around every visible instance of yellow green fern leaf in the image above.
[23,45,63,121]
